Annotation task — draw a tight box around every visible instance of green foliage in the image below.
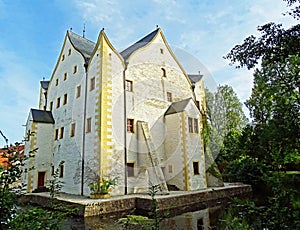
[89,176,118,195]
[47,161,65,200]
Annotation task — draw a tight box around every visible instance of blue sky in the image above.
[0,0,296,145]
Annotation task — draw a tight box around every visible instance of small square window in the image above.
[127,119,134,133]
[86,117,92,133]
[90,77,95,91]
[73,65,77,74]
[54,129,59,140]
[60,127,64,139]
[56,97,61,108]
[70,123,75,137]
[188,117,193,133]
[193,161,200,175]
[126,80,133,92]
[127,162,135,177]
[167,92,172,102]
[64,73,67,81]
[49,101,53,111]
[76,85,81,98]
[63,93,67,105]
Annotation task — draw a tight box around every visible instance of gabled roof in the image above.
[120,28,160,61]
[67,30,95,60]
[31,109,55,124]
[164,98,193,116]
[40,81,49,90]
[188,74,203,84]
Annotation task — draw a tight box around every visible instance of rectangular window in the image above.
[90,77,95,91]
[161,68,166,77]
[127,162,135,177]
[59,164,64,178]
[86,117,91,133]
[73,65,77,74]
[70,123,75,137]
[51,165,55,175]
[167,92,172,102]
[126,80,133,92]
[188,117,193,133]
[193,161,200,175]
[54,129,59,140]
[56,97,60,108]
[59,127,64,139]
[68,49,71,56]
[168,165,173,173]
[62,54,65,61]
[194,118,199,133]
[55,79,59,86]
[49,101,53,111]
[63,93,67,105]
[127,118,134,133]
[76,85,81,98]
[63,72,67,81]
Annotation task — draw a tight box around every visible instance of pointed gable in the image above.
[120,28,159,61]
[67,30,95,60]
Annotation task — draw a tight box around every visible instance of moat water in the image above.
[62,205,226,229]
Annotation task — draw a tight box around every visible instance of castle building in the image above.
[23,27,208,196]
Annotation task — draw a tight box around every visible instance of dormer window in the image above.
[161,68,166,77]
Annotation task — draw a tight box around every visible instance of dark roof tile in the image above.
[68,30,95,59]
[164,98,193,116]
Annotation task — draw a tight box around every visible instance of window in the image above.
[51,165,55,175]
[160,48,164,54]
[188,117,193,133]
[76,85,81,98]
[127,119,134,133]
[68,49,71,56]
[188,117,199,133]
[56,97,61,108]
[167,92,172,102]
[73,65,77,74]
[49,101,53,111]
[59,164,64,178]
[61,54,65,61]
[70,123,75,137]
[126,80,133,92]
[86,117,91,133]
[60,127,64,139]
[64,72,67,81]
[194,118,199,133]
[55,79,59,86]
[54,129,59,140]
[127,162,135,177]
[196,100,200,109]
[90,77,95,91]
[161,68,166,77]
[168,165,173,173]
[193,161,200,175]
[63,93,67,105]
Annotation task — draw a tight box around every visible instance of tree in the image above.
[205,85,248,161]
[224,0,300,170]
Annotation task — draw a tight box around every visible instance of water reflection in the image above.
[63,205,224,230]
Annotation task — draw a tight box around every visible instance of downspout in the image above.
[123,61,128,195]
[81,60,89,196]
